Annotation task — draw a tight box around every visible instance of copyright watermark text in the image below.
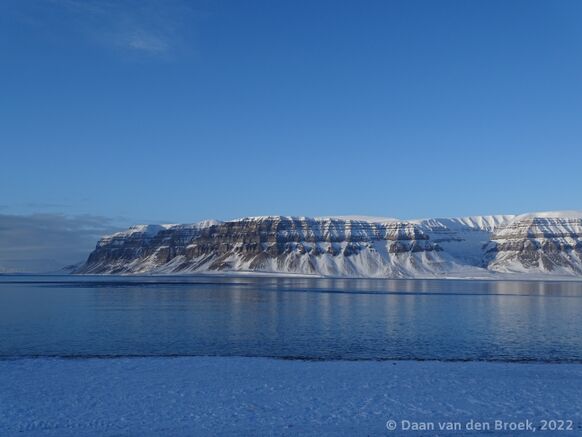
[385,419,576,433]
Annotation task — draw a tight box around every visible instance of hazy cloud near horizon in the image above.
[0,214,122,273]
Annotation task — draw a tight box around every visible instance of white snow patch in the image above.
[515,210,582,220]
[0,357,580,436]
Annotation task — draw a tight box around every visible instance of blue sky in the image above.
[2,0,582,230]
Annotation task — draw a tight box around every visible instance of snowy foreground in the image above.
[1,358,582,436]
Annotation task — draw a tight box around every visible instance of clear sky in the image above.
[2,0,582,231]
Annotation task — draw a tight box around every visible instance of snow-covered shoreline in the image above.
[17,269,582,281]
[1,357,581,436]
[46,271,582,282]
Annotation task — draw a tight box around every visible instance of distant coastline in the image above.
[75,212,582,279]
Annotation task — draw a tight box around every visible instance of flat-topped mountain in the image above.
[75,212,582,278]
[485,212,582,275]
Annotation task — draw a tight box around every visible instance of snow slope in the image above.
[413,215,515,266]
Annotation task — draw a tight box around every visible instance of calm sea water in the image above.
[1,275,581,362]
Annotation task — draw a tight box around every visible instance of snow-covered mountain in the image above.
[485,212,582,275]
[413,215,515,267]
[75,212,582,278]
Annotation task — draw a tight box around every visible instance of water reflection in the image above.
[0,275,581,361]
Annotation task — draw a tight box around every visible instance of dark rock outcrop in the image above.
[76,216,443,276]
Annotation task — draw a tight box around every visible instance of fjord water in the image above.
[1,275,582,362]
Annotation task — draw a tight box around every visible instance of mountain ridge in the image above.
[75,211,582,278]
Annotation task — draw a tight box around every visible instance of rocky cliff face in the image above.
[76,216,453,277]
[76,212,582,278]
[485,215,582,275]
